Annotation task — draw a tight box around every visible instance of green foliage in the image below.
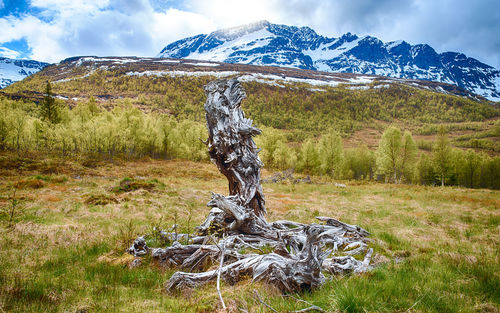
[0,96,208,161]
[273,140,297,170]
[416,146,499,189]
[318,129,345,178]
[376,126,402,182]
[455,149,484,189]
[0,115,8,150]
[432,128,452,186]
[1,92,498,189]
[254,126,284,168]
[416,122,485,135]
[297,138,320,174]
[400,130,418,181]
[345,146,376,180]
[40,82,61,124]
[376,127,417,183]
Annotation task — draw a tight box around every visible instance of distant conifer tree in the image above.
[40,81,61,124]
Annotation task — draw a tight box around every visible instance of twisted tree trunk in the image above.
[129,78,374,295]
[204,79,266,219]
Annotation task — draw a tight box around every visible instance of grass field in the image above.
[0,153,499,312]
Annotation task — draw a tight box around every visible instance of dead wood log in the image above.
[323,248,373,275]
[128,78,376,296]
[128,236,148,256]
[166,225,330,293]
[315,216,370,238]
[204,79,266,219]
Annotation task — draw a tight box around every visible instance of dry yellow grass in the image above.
[0,154,499,312]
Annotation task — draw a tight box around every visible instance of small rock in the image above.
[129,258,142,268]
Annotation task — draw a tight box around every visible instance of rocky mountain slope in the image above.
[157,21,500,101]
[0,57,49,88]
[5,56,481,101]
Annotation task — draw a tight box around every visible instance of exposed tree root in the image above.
[128,79,374,296]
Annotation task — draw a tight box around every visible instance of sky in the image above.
[0,0,499,68]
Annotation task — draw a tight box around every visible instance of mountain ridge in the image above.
[0,57,50,88]
[157,20,500,101]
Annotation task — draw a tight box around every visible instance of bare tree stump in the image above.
[204,79,266,219]
[129,78,374,295]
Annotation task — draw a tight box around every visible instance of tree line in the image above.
[7,69,498,136]
[258,126,499,189]
[0,83,498,190]
[0,84,207,161]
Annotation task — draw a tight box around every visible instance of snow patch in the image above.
[126,70,239,78]
[0,58,46,84]
[349,86,370,90]
[347,76,374,84]
[155,59,180,63]
[185,62,220,67]
[308,88,326,92]
[385,40,403,50]
[304,37,362,62]
[187,29,275,62]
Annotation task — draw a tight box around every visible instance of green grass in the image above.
[0,153,499,312]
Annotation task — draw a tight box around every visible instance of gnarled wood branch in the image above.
[204,79,266,219]
[129,78,375,297]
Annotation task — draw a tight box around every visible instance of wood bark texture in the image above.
[129,78,374,294]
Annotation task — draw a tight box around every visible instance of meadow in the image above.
[0,153,498,312]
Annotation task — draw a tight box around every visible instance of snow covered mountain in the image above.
[0,57,50,88]
[157,20,500,101]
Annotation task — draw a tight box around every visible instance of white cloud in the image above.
[0,15,64,62]
[186,0,283,28]
[0,0,498,68]
[184,0,500,68]
[151,9,215,47]
[0,47,20,58]
[0,0,214,62]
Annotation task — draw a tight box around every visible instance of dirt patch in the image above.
[14,178,45,189]
[112,177,161,193]
[84,194,119,205]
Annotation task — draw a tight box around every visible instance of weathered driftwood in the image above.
[129,78,373,296]
[204,79,266,219]
[316,216,370,238]
[128,236,148,256]
[261,168,312,184]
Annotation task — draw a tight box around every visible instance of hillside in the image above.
[158,21,500,101]
[3,56,499,153]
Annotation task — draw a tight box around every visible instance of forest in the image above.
[1,80,498,189]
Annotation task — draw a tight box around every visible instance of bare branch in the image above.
[217,241,226,310]
[253,290,279,313]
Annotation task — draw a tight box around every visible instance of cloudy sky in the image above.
[0,0,499,68]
